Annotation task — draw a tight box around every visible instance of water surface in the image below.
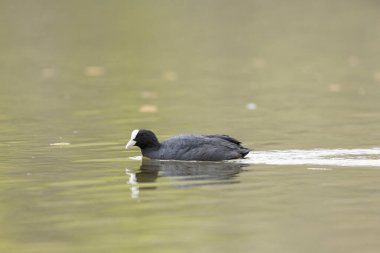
[1,1,380,253]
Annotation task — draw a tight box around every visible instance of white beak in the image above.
[125,140,136,149]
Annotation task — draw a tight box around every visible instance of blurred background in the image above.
[1,0,380,148]
[0,1,380,253]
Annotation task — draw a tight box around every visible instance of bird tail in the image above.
[241,147,252,157]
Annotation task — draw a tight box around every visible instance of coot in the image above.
[125,129,251,161]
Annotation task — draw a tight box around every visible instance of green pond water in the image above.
[1,1,380,253]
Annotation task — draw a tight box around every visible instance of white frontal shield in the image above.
[125,129,139,149]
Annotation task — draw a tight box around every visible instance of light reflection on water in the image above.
[126,148,380,199]
[126,159,246,198]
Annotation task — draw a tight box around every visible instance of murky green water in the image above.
[1,1,380,252]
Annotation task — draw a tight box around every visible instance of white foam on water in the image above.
[241,148,380,167]
[307,167,332,171]
[129,156,142,161]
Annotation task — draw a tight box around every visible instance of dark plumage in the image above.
[126,129,251,161]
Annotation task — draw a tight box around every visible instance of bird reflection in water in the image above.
[126,159,247,199]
